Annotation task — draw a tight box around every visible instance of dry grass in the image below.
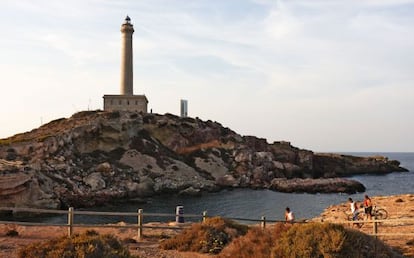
[17,230,136,258]
[218,223,290,258]
[176,140,222,154]
[219,222,402,258]
[159,217,248,254]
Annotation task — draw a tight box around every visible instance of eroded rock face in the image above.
[0,160,60,209]
[0,111,407,210]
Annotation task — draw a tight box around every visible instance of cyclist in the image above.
[363,195,373,220]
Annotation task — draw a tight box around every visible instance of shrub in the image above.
[272,223,350,257]
[272,223,399,258]
[18,230,136,258]
[218,227,274,258]
[219,223,290,258]
[160,217,248,254]
[6,229,19,237]
[219,222,401,258]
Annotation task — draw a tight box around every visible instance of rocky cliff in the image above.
[0,111,407,210]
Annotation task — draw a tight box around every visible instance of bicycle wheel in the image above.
[356,213,364,227]
[347,213,363,228]
[375,209,388,220]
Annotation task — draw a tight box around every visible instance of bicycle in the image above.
[371,206,388,220]
[346,211,364,228]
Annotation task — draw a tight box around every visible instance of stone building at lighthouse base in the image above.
[103,94,148,112]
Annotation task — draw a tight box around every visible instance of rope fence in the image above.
[0,206,208,239]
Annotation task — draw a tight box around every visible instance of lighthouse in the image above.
[103,16,148,112]
[120,16,134,95]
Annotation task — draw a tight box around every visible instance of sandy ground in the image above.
[313,194,414,257]
[1,194,414,257]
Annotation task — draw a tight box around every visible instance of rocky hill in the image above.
[0,111,407,210]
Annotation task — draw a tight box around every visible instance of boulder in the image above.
[269,178,366,194]
[95,162,112,173]
[135,177,155,196]
[178,187,201,196]
[83,172,106,191]
[216,175,239,187]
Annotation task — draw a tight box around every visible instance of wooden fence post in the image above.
[373,216,378,256]
[202,211,207,223]
[261,216,266,229]
[67,207,74,237]
[137,209,143,240]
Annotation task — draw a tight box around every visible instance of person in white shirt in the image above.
[285,207,295,223]
[348,197,359,220]
[348,197,362,228]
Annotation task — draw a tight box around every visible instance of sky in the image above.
[0,0,413,152]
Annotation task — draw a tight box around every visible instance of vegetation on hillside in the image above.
[18,230,136,258]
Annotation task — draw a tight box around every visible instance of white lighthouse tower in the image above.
[120,16,134,95]
[103,16,148,112]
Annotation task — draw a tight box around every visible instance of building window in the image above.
[119,100,122,105]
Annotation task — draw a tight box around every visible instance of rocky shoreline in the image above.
[0,111,407,211]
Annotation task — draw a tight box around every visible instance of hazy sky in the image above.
[1,0,413,152]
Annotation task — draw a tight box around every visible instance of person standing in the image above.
[348,198,361,228]
[348,198,359,220]
[363,195,373,220]
[285,207,295,223]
